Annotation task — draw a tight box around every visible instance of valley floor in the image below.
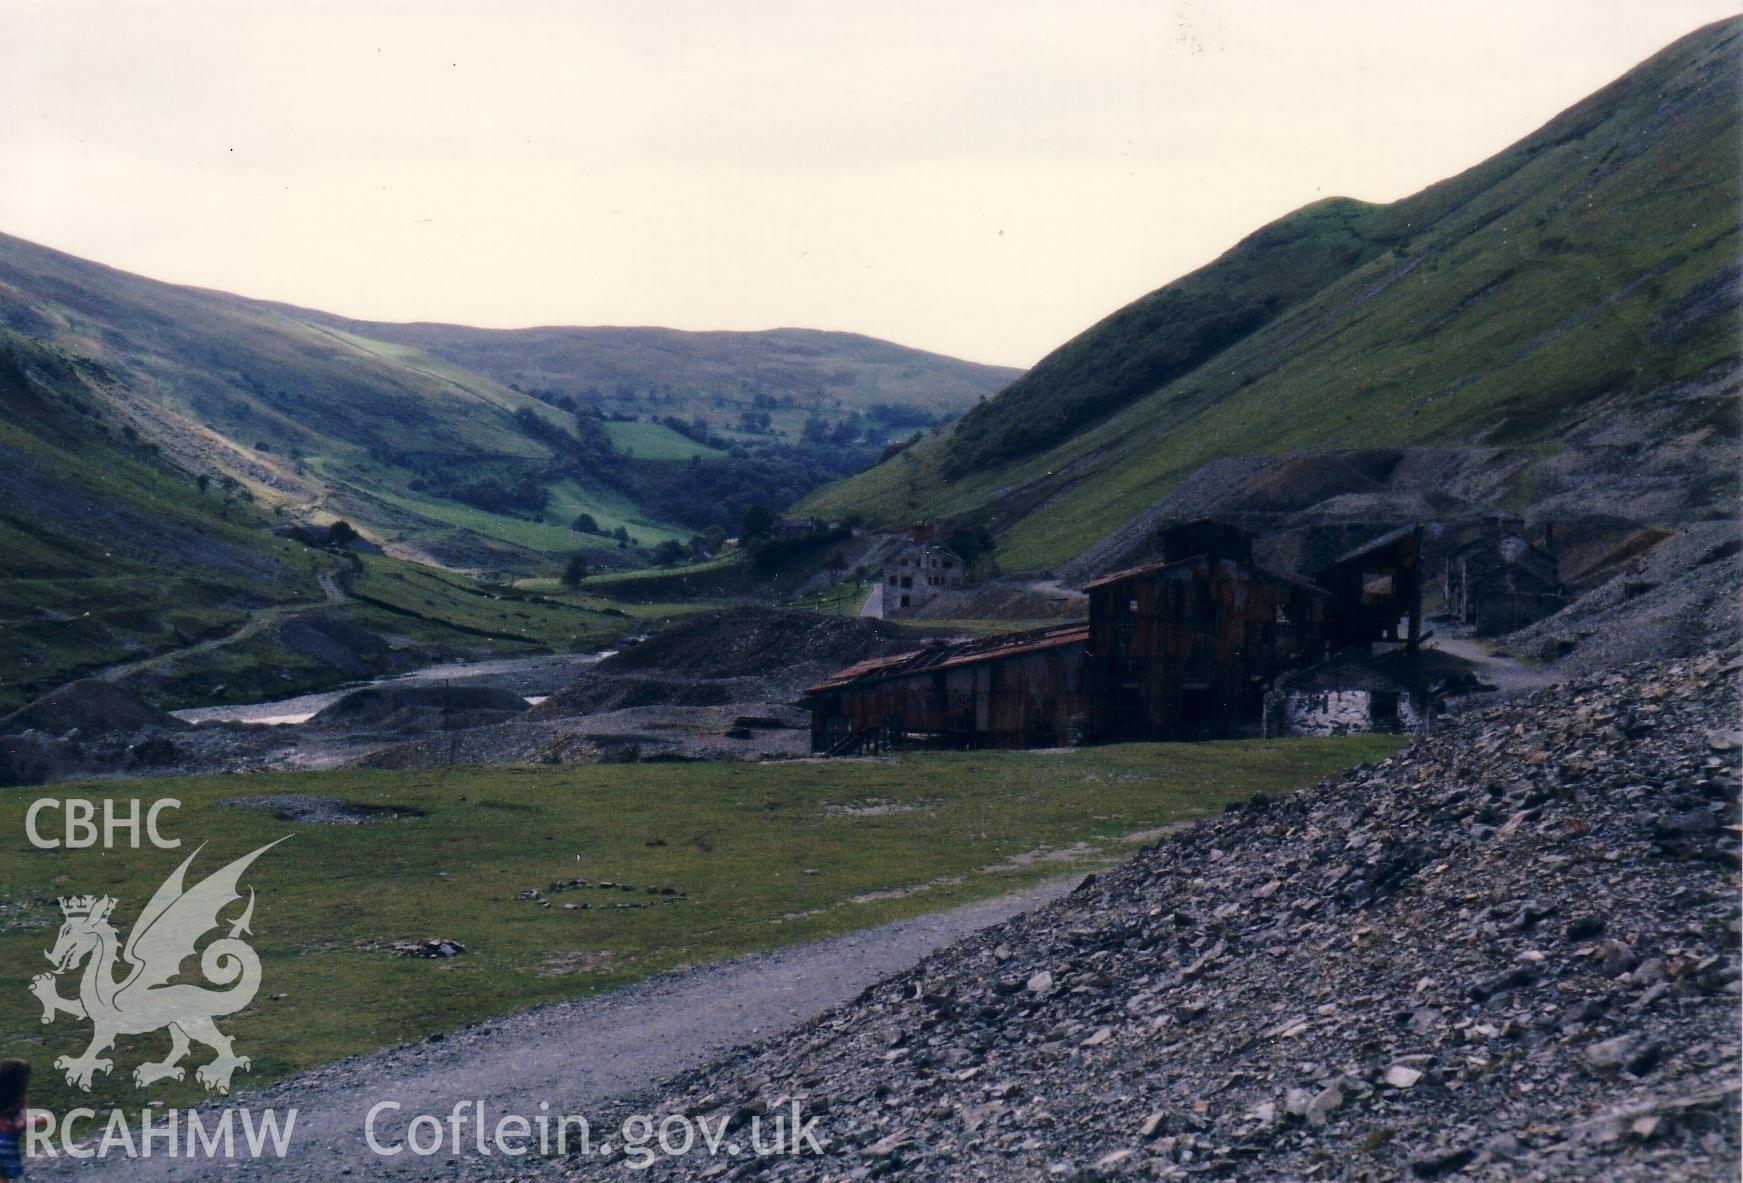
[0,738,1398,1128]
[31,876,1082,1181]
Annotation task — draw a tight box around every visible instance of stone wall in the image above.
[1281,687,1421,736]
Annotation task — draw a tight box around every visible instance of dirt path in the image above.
[32,877,1080,1181]
[79,601,322,686]
[40,569,352,700]
[1425,634,1559,694]
[316,569,348,603]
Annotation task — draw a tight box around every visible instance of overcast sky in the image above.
[1,1,1734,367]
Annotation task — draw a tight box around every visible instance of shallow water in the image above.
[171,650,610,726]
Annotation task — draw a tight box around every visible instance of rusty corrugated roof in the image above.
[1318,524,1420,573]
[805,622,1088,695]
[929,624,1089,672]
[803,648,930,693]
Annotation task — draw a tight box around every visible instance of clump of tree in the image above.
[738,504,774,542]
[660,415,727,451]
[944,521,994,562]
[692,527,726,559]
[456,474,550,517]
[749,525,850,573]
[866,402,939,430]
[735,409,775,435]
[561,553,591,587]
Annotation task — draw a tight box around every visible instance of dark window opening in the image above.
[1370,691,1400,727]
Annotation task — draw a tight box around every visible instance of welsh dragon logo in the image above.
[30,840,283,1094]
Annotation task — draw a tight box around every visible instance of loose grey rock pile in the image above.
[1505,520,1741,676]
[543,652,1741,1182]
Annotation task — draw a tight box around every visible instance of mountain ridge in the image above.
[276,310,1020,418]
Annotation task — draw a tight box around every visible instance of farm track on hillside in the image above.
[43,568,353,699]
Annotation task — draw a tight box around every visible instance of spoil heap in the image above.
[549,653,1741,1181]
[530,608,917,717]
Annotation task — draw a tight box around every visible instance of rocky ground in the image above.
[0,678,202,784]
[537,652,1742,1182]
[352,609,924,769]
[0,653,605,784]
[0,610,928,783]
[1504,519,1741,675]
[349,700,817,768]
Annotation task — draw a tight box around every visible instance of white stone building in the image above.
[870,524,966,617]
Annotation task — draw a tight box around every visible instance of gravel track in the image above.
[30,878,1078,1181]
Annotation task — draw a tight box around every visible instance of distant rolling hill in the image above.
[0,231,1017,571]
[287,316,1020,420]
[803,18,1740,575]
[0,233,1014,712]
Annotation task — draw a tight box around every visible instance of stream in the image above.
[171,649,615,727]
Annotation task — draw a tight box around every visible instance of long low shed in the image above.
[806,623,1090,754]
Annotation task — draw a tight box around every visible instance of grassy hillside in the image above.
[0,231,1016,571]
[0,331,666,712]
[602,418,729,461]
[804,18,1741,572]
[0,229,646,569]
[0,332,319,707]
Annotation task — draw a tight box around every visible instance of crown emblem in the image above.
[58,896,101,917]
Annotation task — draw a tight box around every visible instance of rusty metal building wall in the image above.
[810,642,1087,751]
[1314,527,1423,652]
[1084,556,1329,743]
[808,522,1433,751]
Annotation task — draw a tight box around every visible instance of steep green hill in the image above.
[0,331,314,705]
[0,230,657,568]
[803,18,1741,572]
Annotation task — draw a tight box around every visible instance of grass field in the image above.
[125,555,694,710]
[0,736,1401,1112]
[791,575,874,616]
[578,555,750,601]
[326,464,693,557]
[602,419,727,461]
[345,555,633,646]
